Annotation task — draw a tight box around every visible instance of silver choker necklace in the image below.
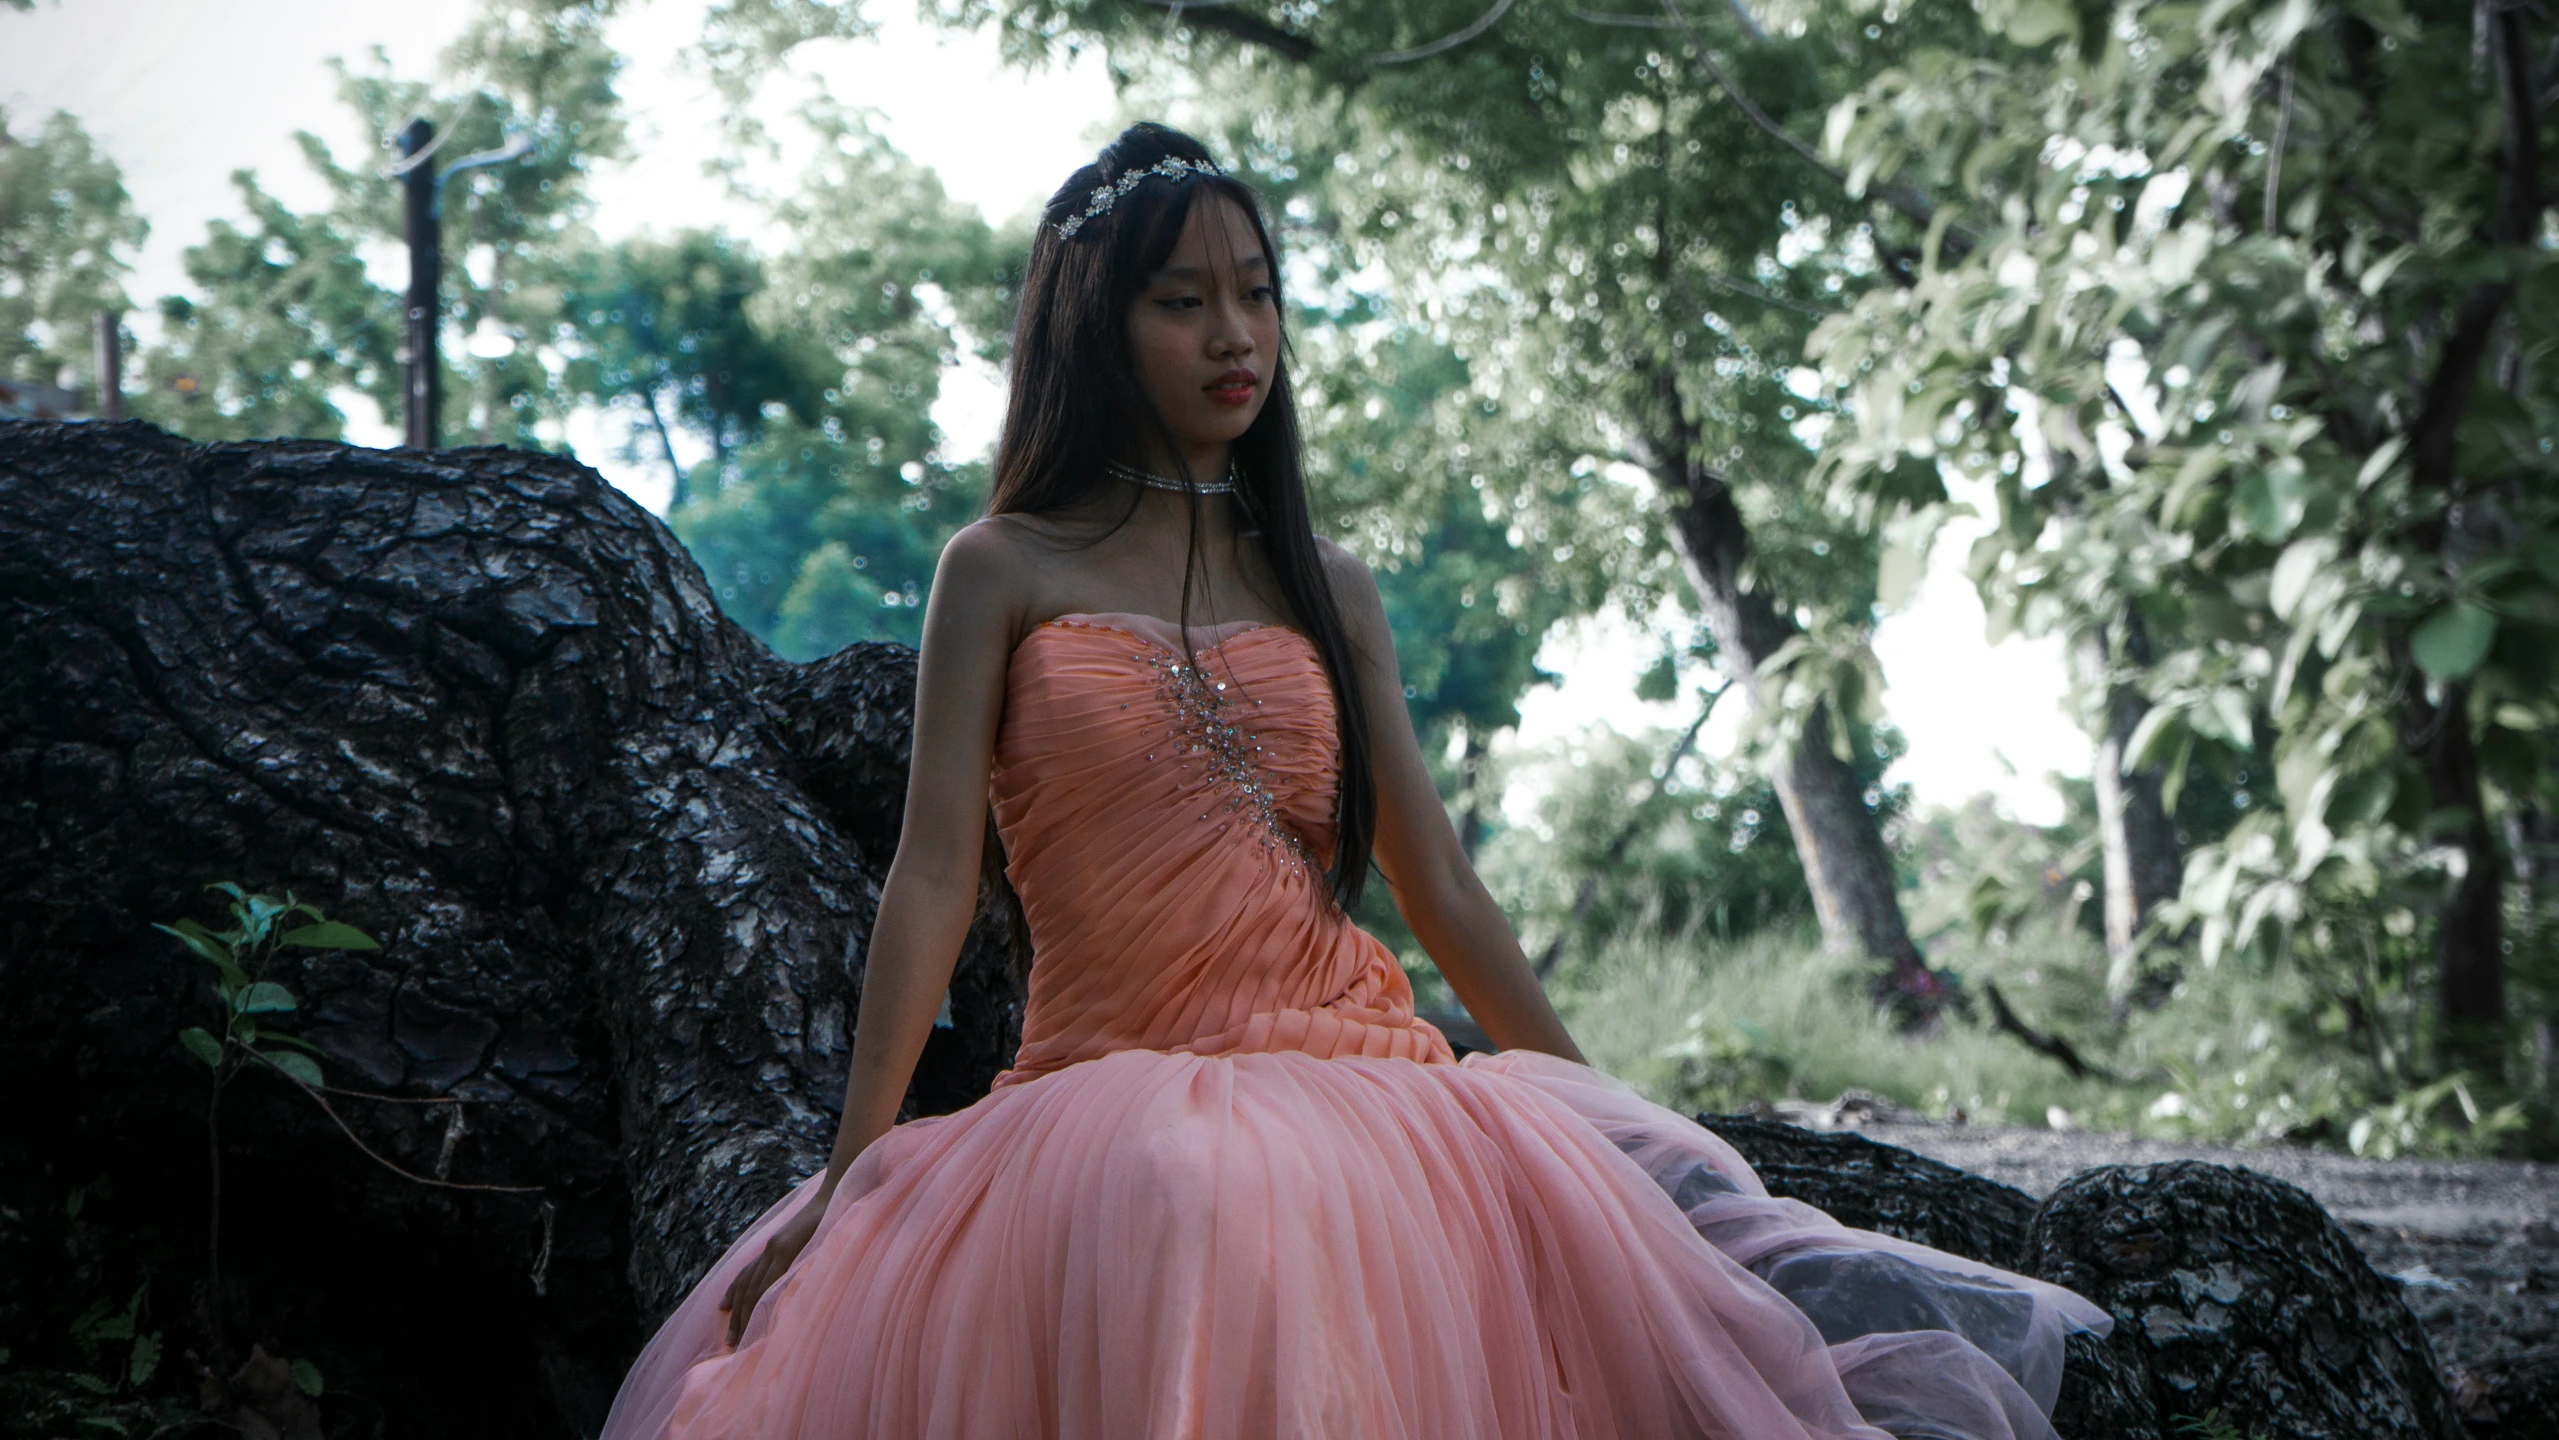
[1107,458,1238,496]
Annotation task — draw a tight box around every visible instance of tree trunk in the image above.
[0,421,1020,1434]
[1631,379,1939,1015]
[2072,619,2181,977]
[2390,0,2538,1074]
[2410,683,2506,1070]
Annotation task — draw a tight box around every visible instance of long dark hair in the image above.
[990,122,1375,907]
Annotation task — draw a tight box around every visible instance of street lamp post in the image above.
[398,119,439,450]
[92,312,122,421]
[390,118,534,451]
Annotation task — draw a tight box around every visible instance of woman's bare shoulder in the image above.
[926,518,1045,641]
[943,516,1065,589]
[1314,537,1383,609]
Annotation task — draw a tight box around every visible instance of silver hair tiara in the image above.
[1053,156,1225,238]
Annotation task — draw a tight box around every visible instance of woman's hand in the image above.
[720,1196,826,1347]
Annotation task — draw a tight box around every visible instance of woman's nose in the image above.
[1206,297,1256,358]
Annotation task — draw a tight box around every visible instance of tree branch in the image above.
[1139,1,1318,62]
[2408,1,2543,496]
[1373,0,1517,65]
[247,1048,543,1195]
[1652,0,1967,252]
[1533,684,1728,977]
[2264,48,2296,232]
[1983,980,2113,1080]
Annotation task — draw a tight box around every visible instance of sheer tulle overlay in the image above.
[602,616,2107,1440]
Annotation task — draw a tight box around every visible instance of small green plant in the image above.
[159,882,377,1087]
[2171,1408,2271,1440]
[149,881,545,1420]
[155,883,377,1371]
[2343,1072,2530,1160]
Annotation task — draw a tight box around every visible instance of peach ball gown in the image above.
[601,614,2108,1440]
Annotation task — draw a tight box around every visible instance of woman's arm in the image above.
[1323,545,1586,1064]
[721,522,1024,1342]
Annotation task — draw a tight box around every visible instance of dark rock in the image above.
[2444,1344,2559,1439]
[1700,1113,2041,1267]
[0,422,1021,1436]
[1704,1115,2158,1439]
[2025,1160,2464,1440]
[2047,1329,2163,1440]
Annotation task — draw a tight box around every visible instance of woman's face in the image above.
[1125,192,1281,462]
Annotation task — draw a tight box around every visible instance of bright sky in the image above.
[0,0,2087,824]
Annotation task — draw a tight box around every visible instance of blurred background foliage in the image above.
[4,0,2554,1160]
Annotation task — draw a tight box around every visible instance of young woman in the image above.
[600,123,2105,1440]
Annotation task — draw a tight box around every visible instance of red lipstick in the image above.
[1205,367,1259,406]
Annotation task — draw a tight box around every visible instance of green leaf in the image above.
[2357,245,2413,296]
[2528,532,2559,586]
[2269,538,2332,620]
[261,1050,325,1088]
[239,981,299,1014]
[1634,652,1679,703]
[154,921,249,987]
[207,881,247,901]
[2325,770,2397,829]
[2233,461,2311,541]
[291,1358,326,1397]
[179,1027,225,1070]
[236,894,288,948]
[1988,0,2076,46]
[2410,604,2496,682]
[2356,436,2406,491]
[65,1372,114,1395]
[2160,732,2196,817]
[2202,689,2254,750]
[128,1330,162,1386]
[2124,701,2186,771]
[280,921,379,951]
[1877,535,1925,608]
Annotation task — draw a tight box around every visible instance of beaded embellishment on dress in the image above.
[1144,648,1318,872]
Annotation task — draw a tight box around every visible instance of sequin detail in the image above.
[1145,649,1317,872]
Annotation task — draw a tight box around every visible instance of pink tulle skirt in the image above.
[601,1049,2102,1440]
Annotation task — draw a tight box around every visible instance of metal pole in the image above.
[399,118,440,450]
[92,312,122,421]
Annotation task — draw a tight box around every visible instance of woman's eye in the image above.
[1248,285,1277,303]
[1157,294,1202,310]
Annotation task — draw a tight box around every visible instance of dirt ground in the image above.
[1842,1117,2559,1379]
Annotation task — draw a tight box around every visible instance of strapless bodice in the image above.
[987,614,1454,1084]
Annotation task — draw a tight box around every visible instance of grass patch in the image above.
[1531,915,2529,1155]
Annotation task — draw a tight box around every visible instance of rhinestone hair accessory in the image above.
[1106,458,1239,495]
[1053,156,1226,238]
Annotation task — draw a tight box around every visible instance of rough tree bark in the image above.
[2071,616,2181,970]
[0,422,1019,1434]
[1704,1120,2523,1440]
[1633,370,1940,1014]
[2023,1160,2465,1440]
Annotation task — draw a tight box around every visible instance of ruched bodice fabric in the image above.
[992,616,1452,1081]
[600,614,2107,1440]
